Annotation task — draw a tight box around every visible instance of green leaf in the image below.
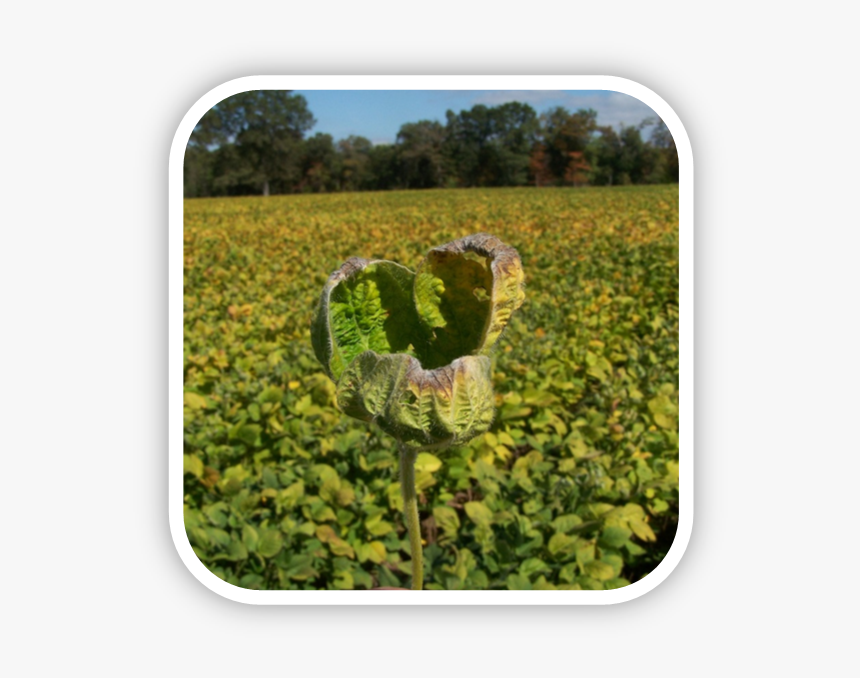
[352,569,373,590]
[315,525,355,559]
[653,412,676,429]
[242,525,259,552]
[366,519,393,537]
[601,554,624,578]
[576,541,596,569]
[239,574,265,589]
[337,350,495,447]
[183,391,208,410]
[319,476,342,504]
[584,560,616,582]
[465,569,489,590]
[464,501,493,528]
[628,517,657,542]
[311,258,420,380]
[334,484,356,507]
[648,394,677,429]
[283,554,318,581]
[309,464,338,485]
[225,538,248,562]
[498,405,532,421]
[228,423,261,447]
[356,540,387,564]
[311,503,337,523]
[625,541,647,556]
[332,570,354,590]
[258,386,284,403]
[519,557,550,578]
[506,573,532,590]
[414,234,525,368]
[222,464,248,482]
[279,480,305,509]
[551,514,583,533]
[205,527,230,547]
[599,526,632,549]
[414,452,442,473]
[559,562,578,583]
[433,506,460,534]
[204,503,228,528]
[257,529,284,558]
[183,454,203,478]
[651,498,670,514]
[548,532,578,557]
[334,351,411,424]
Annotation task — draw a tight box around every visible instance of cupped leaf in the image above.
[311,258,421,380]
[413,233,525,368]
[335,350,414,423]
[336,350,495,448]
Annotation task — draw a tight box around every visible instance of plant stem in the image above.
[399,445,423,591]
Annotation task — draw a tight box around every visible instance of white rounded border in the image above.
[168,75,693,605]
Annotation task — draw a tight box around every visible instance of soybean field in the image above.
[183,185,680,590]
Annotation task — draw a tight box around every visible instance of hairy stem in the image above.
[399,445,423,591]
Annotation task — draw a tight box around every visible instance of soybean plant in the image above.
[311,234,525,590]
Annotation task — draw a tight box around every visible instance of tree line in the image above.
[184,91,679,198]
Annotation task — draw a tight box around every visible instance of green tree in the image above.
[588,123,663,186]
[183,145,214,198]
[189,90,315,196]
[444,102,538,187]
[366,144,402,190]
[299,133,341,193]
[540,107,598,184]
[618,124,659,184]
[396,120,447,189]
[444,105,489,187]
[647,118,679,182]
[488,102,539,186]
[587,125,623,186]
[205,143,267,196]
[337,136,374,192]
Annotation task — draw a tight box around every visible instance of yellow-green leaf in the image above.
[184,392,208,410]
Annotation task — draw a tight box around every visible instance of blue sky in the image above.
[294,90,659,145]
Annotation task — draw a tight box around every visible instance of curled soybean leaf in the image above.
[311,258,420,381]
[311,233,525,449]
[336,350,494,447]
[414,233,525,368]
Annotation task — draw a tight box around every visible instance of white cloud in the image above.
[471,90,657,129]
[471,90,569,106]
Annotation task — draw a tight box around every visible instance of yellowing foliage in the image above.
[184,185,680,591]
